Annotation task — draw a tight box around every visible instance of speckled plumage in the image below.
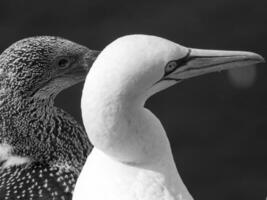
[0,36,98,200]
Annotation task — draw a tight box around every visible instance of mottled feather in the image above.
[0,36,98,200]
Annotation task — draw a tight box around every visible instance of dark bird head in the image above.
[0,36,99,170]
[0,37,99,200]
[0,36,99,101]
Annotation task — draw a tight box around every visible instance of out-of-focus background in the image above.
[0,0,266,199]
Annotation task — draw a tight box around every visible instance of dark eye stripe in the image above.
[164,49,192,76]
[153,49,194,86]
[175,48,192,67]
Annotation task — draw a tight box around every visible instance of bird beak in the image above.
[166,48,265,81]
[65,50,100,80]
[83,50,101,71]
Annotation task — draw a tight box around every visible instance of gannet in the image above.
[0,36,99,200]
[74,34,264,200]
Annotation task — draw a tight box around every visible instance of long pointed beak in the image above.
[167,48,265,80]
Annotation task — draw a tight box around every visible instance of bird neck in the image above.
[83,94,193,199]
[0,95,90,170]
[0,95,53,144]
[0,95,54,121]
[94,102,174,163]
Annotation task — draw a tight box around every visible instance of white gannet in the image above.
[74,35,264,200]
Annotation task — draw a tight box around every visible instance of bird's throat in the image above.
[0,97,54,157]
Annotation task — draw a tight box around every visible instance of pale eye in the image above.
[165,61,177,74]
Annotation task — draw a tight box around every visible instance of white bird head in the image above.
[81,34,264,160]
[83,34,264,106]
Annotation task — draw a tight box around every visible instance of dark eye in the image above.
[56,57,71,69]
[165,61,177,75]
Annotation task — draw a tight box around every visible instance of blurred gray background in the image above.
[0,0,266,199]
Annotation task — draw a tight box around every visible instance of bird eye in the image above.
[165,61,178,75]
[56,57,71,69]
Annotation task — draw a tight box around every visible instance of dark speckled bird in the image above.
[0,36,99,200]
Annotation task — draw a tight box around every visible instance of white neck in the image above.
[76,83,194,200]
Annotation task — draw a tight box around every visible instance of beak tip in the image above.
[259,56,265,64]
[238,51,265,66]
[251,52,265,64]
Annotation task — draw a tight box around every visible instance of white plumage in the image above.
[74,35,264,200]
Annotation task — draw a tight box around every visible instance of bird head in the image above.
[0,36,99,100]
[85,34,264,106]
[81,34,265,165]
